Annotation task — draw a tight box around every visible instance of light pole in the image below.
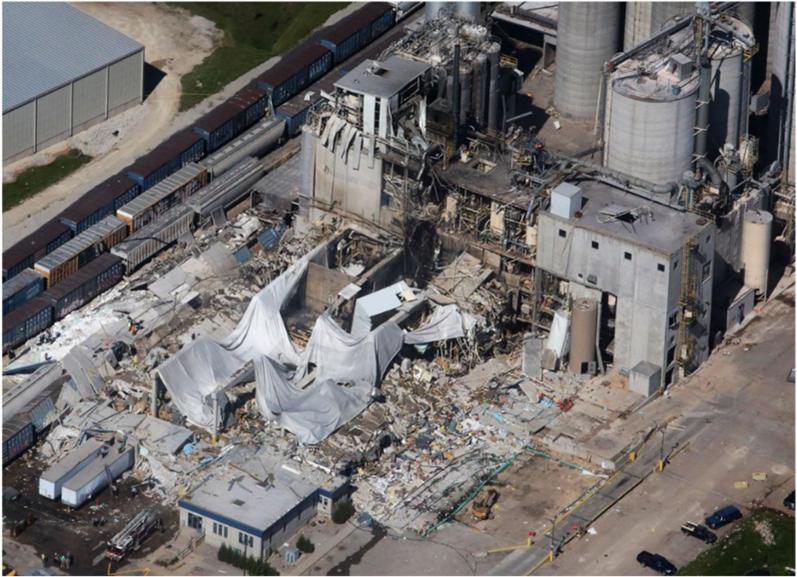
[548,515,557,562]
[658,424,667,472]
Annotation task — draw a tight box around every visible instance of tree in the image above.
[296,535,315,554]
[331,500,355,524]
[218,543,230,563]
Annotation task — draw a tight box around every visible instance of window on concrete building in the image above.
[658,263,665,272]
[624,252,632,261]
[706,234,711,243]
[187,513,203,531]
[591,241,599,249]
[674,260,679,269]
[558,229,567,238]
[702,262,711,282]
[224,526,228,538]
[669,312,678,328]
[667,345,676,365]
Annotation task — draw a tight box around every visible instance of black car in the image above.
[704,505,743,529]
[637,551,677,575]
[681,521,718,544]
[784,491,795,510]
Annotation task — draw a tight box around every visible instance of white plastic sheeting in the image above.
[404,304,477,344]
[158,246,475,442]
[253,316,404,444]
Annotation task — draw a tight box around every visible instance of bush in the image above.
[218,544,230,563]
[216,545,279,576]
[331,500,355,525]
[296,534,315,554]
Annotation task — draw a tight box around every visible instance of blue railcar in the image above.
[43,254,124,320]
[2,219,73,281]
[128,128,206,191]
[319,3,395,64]
[59,175,141,234]
[2,297,54,352]
[257,44,332,108]
[2,269,46,316]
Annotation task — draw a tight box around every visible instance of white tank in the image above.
[554,2,622,119]
[570,298,598,375]
[605,56,700,184]
[741,210,773,298]
[623,2,692,51]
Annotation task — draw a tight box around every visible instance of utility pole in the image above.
[548,515,557,562]
[658,424,667,472]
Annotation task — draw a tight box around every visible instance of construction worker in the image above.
[40,554,46,567]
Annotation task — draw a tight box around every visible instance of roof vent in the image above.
[669,53,693,81]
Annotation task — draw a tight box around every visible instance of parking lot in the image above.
[535,283,796,576]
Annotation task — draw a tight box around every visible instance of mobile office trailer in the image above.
[60,445,135,507]
[39,439,104,500]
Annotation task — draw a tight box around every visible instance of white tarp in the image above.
[158,248,474,442]
[404,304,477,344]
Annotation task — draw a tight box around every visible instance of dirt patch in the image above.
[3,448,177,576]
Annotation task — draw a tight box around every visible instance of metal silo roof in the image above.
[3,2,144,113]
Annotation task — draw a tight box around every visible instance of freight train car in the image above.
[193,85,269,154]
[318,2,395,63]
[2,297,53,352]
[257,44,333,109]
[127,128,206,191]
[3,269,46,316]
[59,174,141,234]
[43,254,124,320]
[34,216,128,287]
[3,219,74,281]
[200,117,286,178]
[117,164,208,232]
[112,204,195,271]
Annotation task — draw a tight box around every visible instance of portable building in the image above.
[43,254,124,320]
[112,204,195,271]
[117,164,207,232]
[127,128,206,191]
[61,444,135,507]
[3,269,46,315]
[60,174,141,233]
[39,439,103,499]
[3,218,73,281]
[34,215,128,287]
[2,297,53,352]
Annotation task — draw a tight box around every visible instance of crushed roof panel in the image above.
[3,2,144,112]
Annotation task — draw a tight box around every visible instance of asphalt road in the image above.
[532,284,796,576]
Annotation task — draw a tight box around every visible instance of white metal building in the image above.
[3,2,145,163]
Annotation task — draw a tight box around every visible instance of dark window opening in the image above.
[591,241,599,249]
[624,252,632,261]
[658,263,666,272]
[558,229,567,238]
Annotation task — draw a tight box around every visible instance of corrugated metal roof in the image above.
[3,2,144,113]
[118,164,205,220]
[35,215,127,273]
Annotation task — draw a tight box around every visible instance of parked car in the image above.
[704,505,743,529]
[637,551,677,575]
[784,490,795,510]
[681,521,717,544]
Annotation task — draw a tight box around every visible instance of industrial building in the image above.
[3,2,144,163]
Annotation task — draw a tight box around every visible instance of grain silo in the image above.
[623,2,693,51]
[554,2,622,119]
[768,2,794,167]
[706,15,754,158]
[570,298,598,375]
[605,52,700,184]
[741,210,773,298]
[731,2,757,29]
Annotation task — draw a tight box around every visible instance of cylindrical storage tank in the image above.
[554,2,621,119]
[453,2,480,20]
[732,2,757,30]
[472,53,489,126]
[487,42,501,131]
[460,66,472,125]
[623,2,692,51]
[707,15,754,158]
[570,298,598,375]
[299,129,314,217]
[425,1,449,21]
[741,210,773,298]
[606,64,700,184]
[768,2,794,164]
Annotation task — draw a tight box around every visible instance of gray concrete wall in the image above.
[538,212,715,377]
[305,262,352,312]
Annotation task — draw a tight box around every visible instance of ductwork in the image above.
[564,157,679,195]
[695,156,728,194]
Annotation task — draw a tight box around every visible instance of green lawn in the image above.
[173,2,349,111]
[3,149,92,212]
[679,510,795,576]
